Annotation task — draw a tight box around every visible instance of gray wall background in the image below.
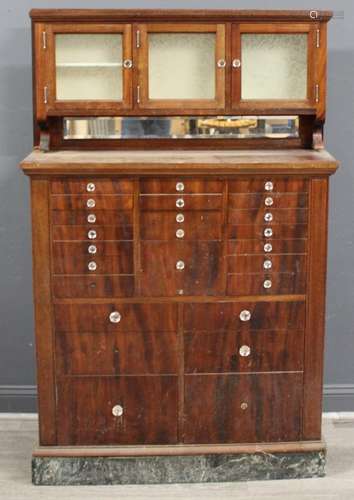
[0,0,352,412]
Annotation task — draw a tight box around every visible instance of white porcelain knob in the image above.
[176,198,185,208]
[263,280,272,289]
[265,181,274,191]
[176,182,184,192]
[87,198,96,208]
[176,229,185,239]
[176,260,185,270]
[264,212,273,222]
[88,261,97,271]
[88,245,97,254]
[87,214,96,224]
[88,230,97,240]
[263,259,272,270]
[239,310,251,322]
[264,228,273,238]
[176,213,184,223]
[265,197,274,207]
[240,402,248,410]
[86,182,96,192]
[239,345,251,357]
[264,243,273,253]
[112,404,123,417]
[109,311,121,323]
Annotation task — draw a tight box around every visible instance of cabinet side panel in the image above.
[31,179,57,445]
[303,177,328,440]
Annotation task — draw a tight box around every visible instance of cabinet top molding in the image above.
[29,9,333,23]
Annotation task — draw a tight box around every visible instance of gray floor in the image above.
[0,414,354,499]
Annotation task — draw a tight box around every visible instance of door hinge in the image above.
[136,85,141,104]
[316,29,320,48]
[136,30,141,48]
[315,84,320,103]
[43,86,48,104]
[42,31,47,50]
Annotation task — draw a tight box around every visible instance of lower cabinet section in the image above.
[183,373,303,444]
[57,376,179,446]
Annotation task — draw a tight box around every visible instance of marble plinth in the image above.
[32,451,326,485]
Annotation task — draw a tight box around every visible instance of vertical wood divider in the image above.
[177,302,185,443]
[133,178,141,296]
[221,178,229,295]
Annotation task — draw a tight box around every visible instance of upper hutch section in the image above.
[30,9,333,150]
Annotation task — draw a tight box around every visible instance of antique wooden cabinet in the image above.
[21,10,338,485]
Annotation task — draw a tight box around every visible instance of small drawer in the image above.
[53,275,135,299]
[53,254,133,275]
[52,226,133,241]
[227,239,307,255]
[51,179,134,194]
[227,254,306,274]
[228,208,308,225]
[227,224,308,240]
[57,376,178,445]
[228,178,308,193]
[53,241,133,258]
[184,329,304,373]
[54,303,178,333]
[183,301,305,332]
[226,272,306,295]
[56,331,179,376]
[228,193,308,210]
[184,373,302,443]
[140,178,223,194]
[140,194,222,211]
[140,211,223,240]
[51,195,133,211]
[51,210,133,226]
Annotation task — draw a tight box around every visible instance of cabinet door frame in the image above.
[45,23,133,114]
[136,23,226,111]
[231,23,317,112]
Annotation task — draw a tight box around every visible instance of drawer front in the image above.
[228,255,306,274]
[51,179,134,194]
[229,193,308,210]
[54,303,178,333]
[140,211,222,240]
[57,377,178,445]
[228,208,308,225]
[184,373,302,443]
[56,331,179,375]
[51,210,133,226]
[140,241,224,296]
[228,179,308,193]
[183,301,305,332]
[184,330,304,373]
[53,276,135,299]
[227,224,307,240]
[226,273,306,295]
[52,226,133,241]
[228,239,307,255]
[53,241,133,258]
[53,255,133,275]
[140,194,222,211]
[140,178,223,194]
[51,195,133,211]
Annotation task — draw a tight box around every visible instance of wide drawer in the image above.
[51,179,134,194]
[57,376,178,445]
[183,301,305,332]
[140,211,222,240]
[51,195,133,211]
[228,239,307,255]
[226,273,306,295]
[228,193,308,210]
[51,210,133,226]
[140,178,223,194]
[140,241,224,296]
[228,208,308,225]
[56,330,179,376]
[183,373,302,443]
[184,329,304,373]
[227,255,306,274]
[52,226,133,241]
[54,303,178,332]
[140,194,222,211]
[227,224,307,239]
[228,179,308,193]
[53,276,135,299]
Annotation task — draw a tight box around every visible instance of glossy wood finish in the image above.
[51,194,133,211]
[53,275,135,298]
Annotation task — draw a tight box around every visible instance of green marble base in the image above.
[32,450,326,485]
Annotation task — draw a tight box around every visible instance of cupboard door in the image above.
[47,24,133,111]
[231,23,316,110]
[137,24,225,110]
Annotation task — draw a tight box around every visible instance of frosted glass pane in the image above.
[241,34,308,100]
[55,34,123,100]
[149,33,215,100]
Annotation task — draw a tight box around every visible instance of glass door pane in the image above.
[241,34,308,100]
[55,34,123,100]
[148,33,216,100]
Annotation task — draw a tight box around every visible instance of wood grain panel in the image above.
[228,178,309,193]
[184,301,305,332]
[184,329,304,373]
[140,178,223,193]
[51,195,133,211]
[53,241,133,257]
[227,254,306,274]
[227,272,306,295]
[227,239,307,255]
[51,210,133,226]
[228,208,308,225]
[57,376,178,445]
[140,194,222,211]
[54,303,178,332]
[184,373,303,443]
[51,179,134,194]
[53,275,135,298]
[227,224,307,239]
[56,331,178,375]
[53,255,133,275]
[52,226,133,241]
[229,193,308,209]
